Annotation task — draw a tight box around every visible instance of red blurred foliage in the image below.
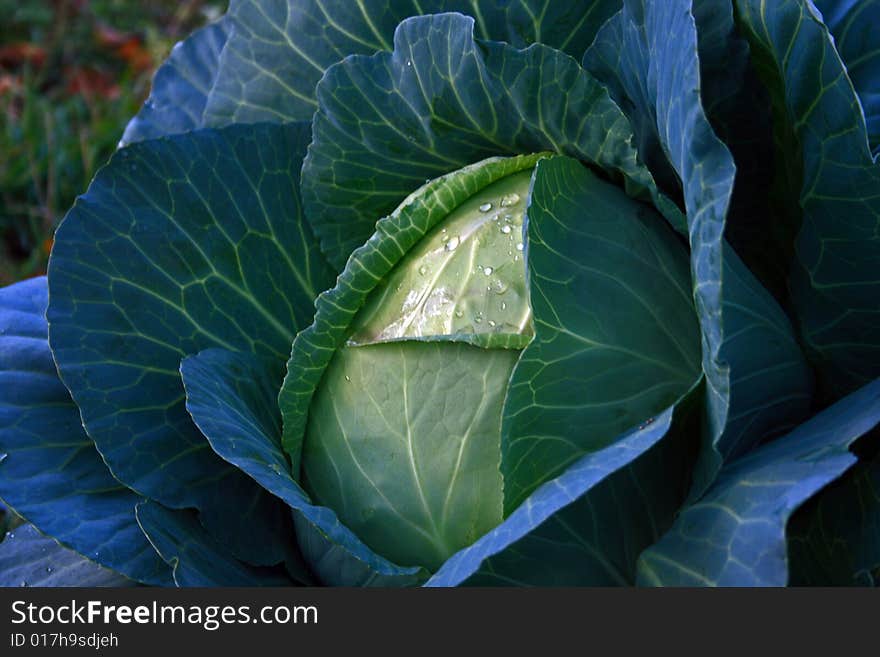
[0,43,47,68]
[64,66,120,100]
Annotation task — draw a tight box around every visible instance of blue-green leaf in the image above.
[813,0,880,157]
[735,0,880,400]
[430,391,700,586]
[121,18,231,145]
[0,277,171,585]
[690,0,787,302]
[637,378,880,587]
[47,122,335,566]
[135,501,294,587]
[303,11,680,269]
[204,0,621,127]
[0,524,134,587]
[181,348,425,586]
[582,8,680,197]
[588,0,813,495]
[501,156,702,510]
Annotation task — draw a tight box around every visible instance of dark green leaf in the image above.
[591,0,812,496]
[813,0,880,157]
[691,0,787,301]
[501,156,702,509]
[788,454,880,586]
[181,348,425,586]
[735,0,880,400]
[582,9,680,197]
[0,277,171,585]
[135,501,294,587]
[122,18,231,145]
[204,0,622,126]
[0,524,134,587]
[303,11,681,269]
[637,378,880,586]
[47,122,335,566]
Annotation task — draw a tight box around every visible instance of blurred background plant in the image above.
[0,0,226,285]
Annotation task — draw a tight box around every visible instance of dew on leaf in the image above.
[500,193,520,207]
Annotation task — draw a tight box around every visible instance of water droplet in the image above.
[344,375,351,382]
[7,532,14,539]
[418,265,428,275]
[500,225,512,234]
[445,236,460,251]
[488,320,496,327]
[441,228,447,233]
[514,255,520,262]
[454,310,464,318]
[440,234,449,243]
[474,312,483,324]
[500,193,520,207]
[45,567,53,573]
[501,302,507,310]
[503,213,513,222]
[406,59,412,67]
[516,242,524,251]
[483,266,494,276]
[479,202,492,212]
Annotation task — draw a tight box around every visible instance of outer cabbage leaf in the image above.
[585,0,786,302]
[47,122,335,567]
[0,524,134,588]
[135,501,295,587]
[812,0,880,157]
[584,0,812,496]
[204,0,622,127]
[302,11,683,269]
[121,18,231,145]
[181,348,425,586]
[637,378,880,586]
[0,277,171,585]
[735,0,880,399]
[690,0,786,302]
[501,156,702,509]
[788,454,880,586]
